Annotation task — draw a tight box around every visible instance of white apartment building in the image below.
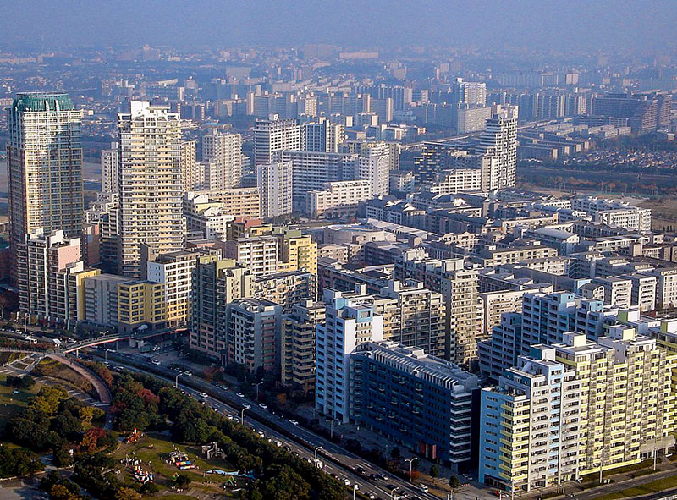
[256,161,293,219]
[117,101,185,278]
[428,168,482,195]
[254,118,301,165]
[476,106,518,190]
[202,130,245,190]
[315,288,384,424]
[224,235,279,277]
[280,150,358,211]
[305,180,372,218]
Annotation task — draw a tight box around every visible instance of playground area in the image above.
[113,432,250,498]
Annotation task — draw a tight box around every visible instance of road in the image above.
[94,350,459,500]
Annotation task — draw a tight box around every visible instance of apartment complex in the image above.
[7,92,84,286]
[117,101,184,278]
[351,341,478,466]
[256,161,293,219]
[315,288,384,423]
[281,300,325,393]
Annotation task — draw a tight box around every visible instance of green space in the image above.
[0,373,41,431]
[111,433,242,497]
[33,358,95,396]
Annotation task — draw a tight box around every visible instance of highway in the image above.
[92,350,444,500]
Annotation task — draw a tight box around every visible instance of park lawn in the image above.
[112,432,242,497]
[0,375,42,430]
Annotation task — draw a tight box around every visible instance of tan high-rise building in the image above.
[117,101,185,278]
[7,92,84,286]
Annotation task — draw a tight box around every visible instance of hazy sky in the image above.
[1,0,676,52]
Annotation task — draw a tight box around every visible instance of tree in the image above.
[50,484,79,500]
[390,447,401,459]
[115,487,142,500]
[140,482,159,495]
[173,474,191,488]
[430,465,439,478]
[449,475,461,489]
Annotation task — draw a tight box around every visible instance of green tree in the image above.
[430,465,439,478]
[115,487,142,500]
[449,475,461,489]
[173,474,191,488]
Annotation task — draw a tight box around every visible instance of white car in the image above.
[183,370,192,376]
[259,403,268,410]
[289,419,299,426]
[343,479,351,486]
[418,485,429,493]
[236,392,245,398]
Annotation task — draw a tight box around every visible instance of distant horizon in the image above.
[0,0,675,53]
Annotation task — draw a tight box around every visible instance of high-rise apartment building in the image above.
[224,235,279,277]
[479,345,581,492]
[226,298,283,373]
[315,288,384,423]
[179,139,203,191]
[351,341,478,466]
[202,130,244,190]
[480,331,677,493]
[453,78,487,107]
[280,150,358,211]
[256,161,293,219]
[7,92,84,286]
[281,300,326,393]
[117,101,185,278]
[302,117,345,152]
[190,256,253,359]
[21,229,83,323]
[253,271,316,313]
[477,106,518,190]
[101,142,119,194]
[274,228,317,275]
[253,118,301,165]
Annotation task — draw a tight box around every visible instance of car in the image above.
[418,485,428,493]
[183,370,192,376]
[289,419,299,426]
[343,479,351,486]
[200,392,208,398]
[368,494,376,500]
[227,415,234,420]
[150,359,160,366]
[259,403,268,410]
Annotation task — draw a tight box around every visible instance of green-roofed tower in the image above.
[6,92,84,290]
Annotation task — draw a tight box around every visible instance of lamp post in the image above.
[404,458,414,482]
[175,372,181,388]
[353,484,358,500]
[254,381,263,402]
[314,446,322,460]
[389,486,399,500]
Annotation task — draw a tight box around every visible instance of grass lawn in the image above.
[0,375,41,432]
[112,432,242,498]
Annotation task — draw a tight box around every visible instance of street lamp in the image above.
[175,372,182,388]
[241,405,250,424]
[404,458,414,482]
[389,486,399,500]
[254,381,263,402]
[353,484,358,500]
[314,446,323,460]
